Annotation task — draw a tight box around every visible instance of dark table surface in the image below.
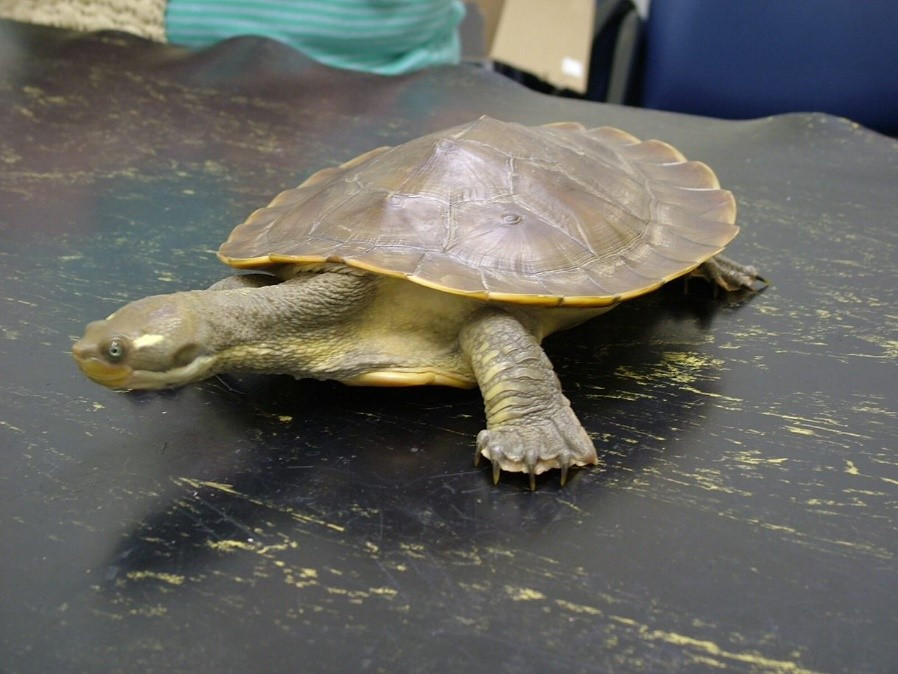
[1,19,896,674]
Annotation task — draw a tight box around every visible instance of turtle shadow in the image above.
[96,281,748,585]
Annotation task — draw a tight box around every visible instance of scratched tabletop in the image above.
[1,19,896,674]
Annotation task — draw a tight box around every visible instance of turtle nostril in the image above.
[71,341,92,360]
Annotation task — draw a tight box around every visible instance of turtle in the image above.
[72,116,762,488]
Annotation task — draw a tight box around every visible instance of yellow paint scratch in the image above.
[757,521,800,535]
[129,604,168,617]
[647,629,818,673]
[173,476,346,532]
[126,571,185,586]
[208,539,257,552]
[681,386,743,405]
[400,542,427,559]
[284,567,319,589]
[369,586,398,598]
[859,335,898,360]
[323,584,395,601]
[294,513,345,532]
[207,539,297,556]
[0,420,24,433]
[178,477,240,495]
[734,453,789,466]
[762,411,869,439]
[609,617,818,673]
[690,468,751,496]
[505,586,545,601]
[555,599,602,615]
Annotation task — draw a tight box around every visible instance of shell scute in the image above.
[409,254,489,296]
[618,138,686,164]
[638,159,721,189]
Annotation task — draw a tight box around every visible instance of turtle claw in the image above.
[559,464,570,487]
[524,449,539,491]
[491,458,502,485]
[559,450,574,487]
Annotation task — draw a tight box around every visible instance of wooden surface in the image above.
[1,19,896,673]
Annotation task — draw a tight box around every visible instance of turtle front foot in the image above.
[475,409,599,490]
[691,254,767,294]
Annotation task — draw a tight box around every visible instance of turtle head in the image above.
[72,293,212,390]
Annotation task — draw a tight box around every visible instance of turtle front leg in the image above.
[459,309,598,489]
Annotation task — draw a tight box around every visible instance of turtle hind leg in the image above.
[689,254,767,295]
[459,309,599,489]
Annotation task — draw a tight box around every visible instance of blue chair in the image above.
[637,1,898,135]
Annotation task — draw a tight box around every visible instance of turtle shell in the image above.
[218,116,738,307]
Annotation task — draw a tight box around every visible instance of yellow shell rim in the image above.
[216,249,728,308]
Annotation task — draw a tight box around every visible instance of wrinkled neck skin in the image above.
[191,272,377,381]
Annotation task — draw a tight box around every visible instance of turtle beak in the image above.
[72,339,133,389]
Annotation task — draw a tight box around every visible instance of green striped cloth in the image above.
[166,0,465,74]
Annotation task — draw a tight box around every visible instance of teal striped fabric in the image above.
[166,0,465,74]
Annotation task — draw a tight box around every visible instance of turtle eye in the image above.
[105,339,126,362]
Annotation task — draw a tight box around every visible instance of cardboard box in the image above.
[474,0,506,48]
[488,0,595,93]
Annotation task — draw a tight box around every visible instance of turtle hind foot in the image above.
[688,254,768,296]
